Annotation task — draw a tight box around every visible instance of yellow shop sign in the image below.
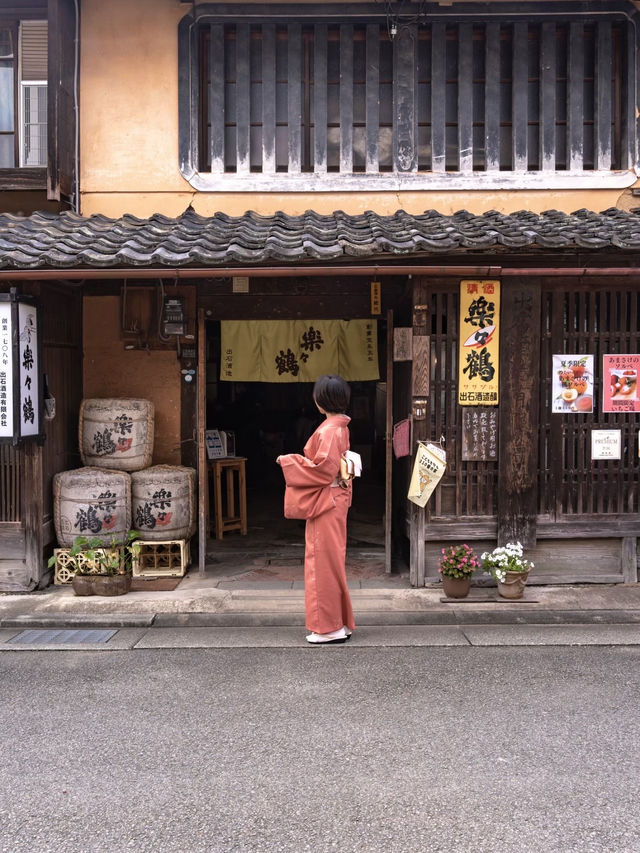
[458,280,500,406]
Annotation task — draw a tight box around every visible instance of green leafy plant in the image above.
[481,542,534,583]
[48,530,141,576]
[438,544,480,579]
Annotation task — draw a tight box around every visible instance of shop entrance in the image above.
[204,320,387,567]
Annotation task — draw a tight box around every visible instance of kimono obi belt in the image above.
[284,483,337,520]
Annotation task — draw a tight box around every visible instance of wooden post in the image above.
[385,309,393,573]
[197,308,208,574]
[621,537,638,583]
[497,280,541,547]
[409,277,428,586]
[23,441,44,588]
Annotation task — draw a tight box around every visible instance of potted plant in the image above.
[438,544,480,598]
[48,531,141,596]
[481,541,534,599]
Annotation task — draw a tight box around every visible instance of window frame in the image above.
[178,2,640,192]
[0,16,47,188]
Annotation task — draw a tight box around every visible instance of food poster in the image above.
[458,280,500,406]
[602,354,640,413]
[552,355,594,413]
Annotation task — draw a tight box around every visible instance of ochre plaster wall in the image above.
[83,296,181,465]
[80,0,637,220]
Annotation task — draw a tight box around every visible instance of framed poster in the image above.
[602,354,640,413]
[552,354,594,413]
[458,280,500,406]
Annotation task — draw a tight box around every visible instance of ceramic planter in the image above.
[497,570,529,599]
[441,575,471,598]
[71,574,132,597]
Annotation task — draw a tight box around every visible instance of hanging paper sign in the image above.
[0,292,43,444]
[407,442,446,507]
[602,354,640,413]
[552,354,594,413]
[591,429,622,460]
[220,319,379,382]
[458,280,500,406]
[392,418,411,458]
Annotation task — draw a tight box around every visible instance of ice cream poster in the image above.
[602,354,640,413]
[552,354,594,413]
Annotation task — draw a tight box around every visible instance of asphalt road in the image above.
[1,640,639,853]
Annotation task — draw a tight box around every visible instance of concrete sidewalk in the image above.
[3,571,640,629]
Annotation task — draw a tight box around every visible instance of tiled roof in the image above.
[2,207,640,270]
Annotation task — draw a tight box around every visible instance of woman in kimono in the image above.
[277,375,355,644]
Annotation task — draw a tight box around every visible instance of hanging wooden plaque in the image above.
[393,327,412,361]
[461,407,498,461]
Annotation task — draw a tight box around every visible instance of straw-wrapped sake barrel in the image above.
[79,398,154,472]
[131,465,196,541]
[53,467,132,548]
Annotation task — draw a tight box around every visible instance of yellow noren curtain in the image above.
[220,319,379,382]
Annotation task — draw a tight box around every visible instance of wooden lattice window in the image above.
[179,6,636,190]
[426,286,498,521]
[539,285,640,519]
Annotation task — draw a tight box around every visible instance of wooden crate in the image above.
[132,540,190,578]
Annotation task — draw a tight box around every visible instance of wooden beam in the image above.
[209,24,225,173]
[512,22,528,171]
[393,25,417,172]
[497,279,542,547]
[236,23,251,174]
[458,23,473,174]
[288,23,302,173]
[23,441,44,587]
[410,277,429,587]
[485,23,501,172]
[314,24,328,174]
[568,22,584,170]
[431,22,446,172]
[365,24,380,174]
[595,21,612,171]
[261,24,277,175]
[540,22,557,171]
[340,25,354,174]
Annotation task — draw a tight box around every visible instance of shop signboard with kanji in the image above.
[0,292,43,444]
[458,280,500,406]
[602,354,640,413]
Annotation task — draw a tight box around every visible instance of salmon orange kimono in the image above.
[278,415,355,635]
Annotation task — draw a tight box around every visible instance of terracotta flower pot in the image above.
[497,569,529,599]
[441,575,471,598]
[71,574,132,597]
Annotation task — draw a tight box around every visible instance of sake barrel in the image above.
[131,465,196,541]
[53,467,132,548]
[79,398,154,472]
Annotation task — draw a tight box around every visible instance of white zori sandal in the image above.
[306,627,349,644]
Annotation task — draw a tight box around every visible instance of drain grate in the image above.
[8,629,117,645]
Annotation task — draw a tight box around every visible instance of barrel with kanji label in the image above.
[53,467,132,548]
[79,398,154,472]
[131,465,196,541]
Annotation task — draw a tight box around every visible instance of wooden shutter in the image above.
[47,0,76,202]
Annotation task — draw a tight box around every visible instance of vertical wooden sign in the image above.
[370,280,382,315]
[393,327,412,361]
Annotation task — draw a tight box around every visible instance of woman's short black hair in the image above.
[313,374,351,414]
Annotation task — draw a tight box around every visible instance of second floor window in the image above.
[0,20,47,169]
[179,7,636,190]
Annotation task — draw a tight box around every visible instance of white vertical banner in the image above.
[0,302,14,439]
[18,301,39,437]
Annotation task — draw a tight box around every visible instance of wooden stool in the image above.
[208,457,247,539]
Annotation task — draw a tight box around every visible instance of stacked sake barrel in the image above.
[53,399,196,551]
